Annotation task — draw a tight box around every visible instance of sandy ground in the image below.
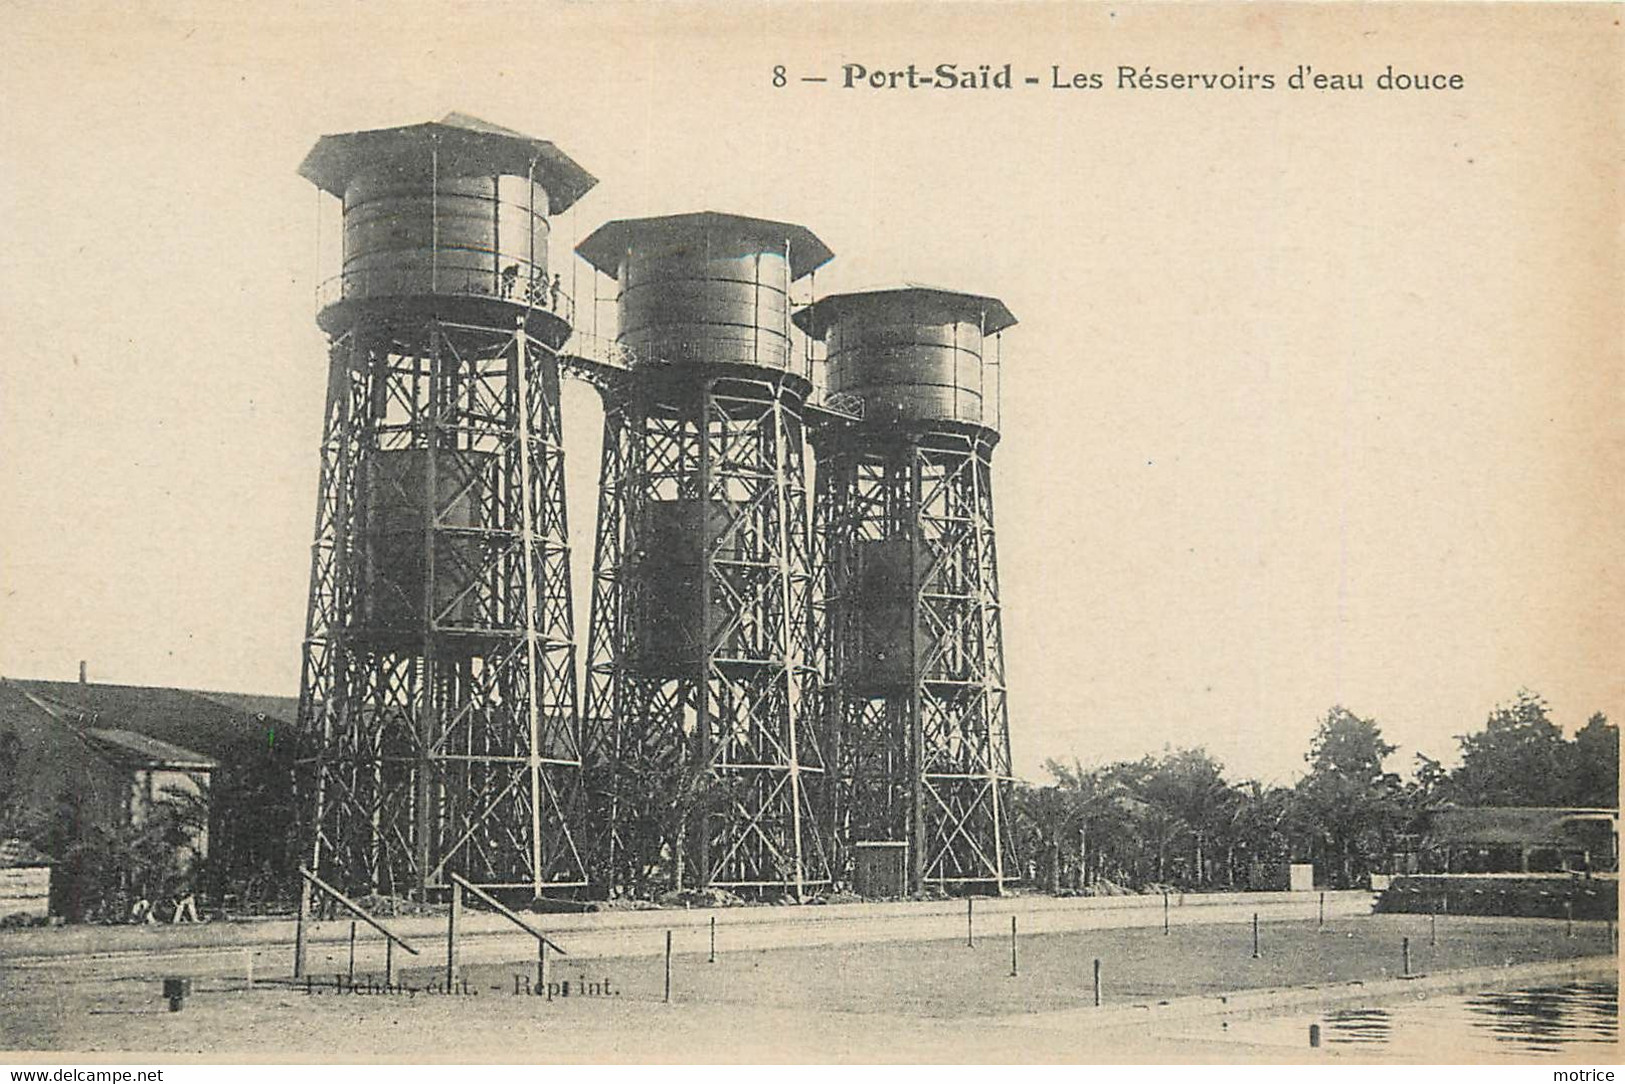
[1,911,1616,1062]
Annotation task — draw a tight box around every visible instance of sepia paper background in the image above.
[0,0,1620,1064]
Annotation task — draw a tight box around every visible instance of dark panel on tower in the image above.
[360,449,492,637]
[849,539,916,695]
[630,499,739,675]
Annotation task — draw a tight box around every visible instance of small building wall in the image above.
[853,842,909,897]
[132,767,211,860]
[0,866,51,922]
[1377,873,1618,920]
[1419,807,1620,875]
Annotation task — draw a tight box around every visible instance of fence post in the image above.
[386,938,396,986]
[1251,912,1261,959]
[1009,915,1018,977]
[967,897,974,947]
[294,875,312,979]
[348,920,357,980]
[446,880,462,989]
[1309,1023,1321,1048]
[1163,891,1170,935]
[1318,891,1325,930]
[1093,958,1102,1007]
[538,938,547,991]
[664,930,673,1004]
[709,915,717,964]
[1430,903,1438,947]
[1402,936,1411,977]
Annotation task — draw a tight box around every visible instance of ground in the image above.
[1,910,1615,1061]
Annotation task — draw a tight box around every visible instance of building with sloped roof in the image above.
[1,678,216,843]
[0,676,300,915]
[5,678,291,763]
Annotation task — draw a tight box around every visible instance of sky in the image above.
[1,2,1620,787]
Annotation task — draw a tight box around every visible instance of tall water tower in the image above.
[293,114,596,899]
[576,212,834,897]
[798,287,1018,894]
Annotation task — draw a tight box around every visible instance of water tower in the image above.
[293,114,595,899]
[576,212,834,897]
[798,287,1018,894]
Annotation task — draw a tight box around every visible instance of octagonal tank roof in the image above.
[793,285,1017,340]
[576,211,834,281]
[297,112,597,212]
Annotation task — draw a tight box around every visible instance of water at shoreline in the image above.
[1223,979,1618,1058]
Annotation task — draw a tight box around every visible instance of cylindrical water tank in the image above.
[797,288,1016,432]
[618,237,791,369]
[576,213,834,372]
[827,311,986,428]
[300,115,595,323]
[342,172,551,305]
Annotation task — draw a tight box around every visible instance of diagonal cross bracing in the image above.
[295,313,589,901]
[582,368,831,897]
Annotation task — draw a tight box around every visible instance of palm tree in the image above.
[1012,783,1072,893]
[1047,759,1136,889]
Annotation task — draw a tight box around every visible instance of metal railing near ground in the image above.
[294,866,421,983]
[445,872,568,993]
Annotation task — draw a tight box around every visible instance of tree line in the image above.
[2,687,1614,919]
[1011,689,1618,893]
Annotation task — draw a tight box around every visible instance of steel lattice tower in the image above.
[578,213,834,897]
[800,288,1018,894]
[293,115,596,899]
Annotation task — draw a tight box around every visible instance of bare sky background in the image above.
[1,2,1619,786]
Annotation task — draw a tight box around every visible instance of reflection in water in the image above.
[1240,978,1617,1057]
[1463,983,1618,1054]
[1324,1007,1393,1045]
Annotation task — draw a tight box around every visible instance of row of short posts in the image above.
[655,886,1608,1012]
[255,888,1314,1013]
[663,917,716,1004]
[659,900,1029,1005]
[976,898,1093,1005]
[663,906,1027,1002]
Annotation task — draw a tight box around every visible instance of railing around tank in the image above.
[317,264,575,325]
[564,331,809,379]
